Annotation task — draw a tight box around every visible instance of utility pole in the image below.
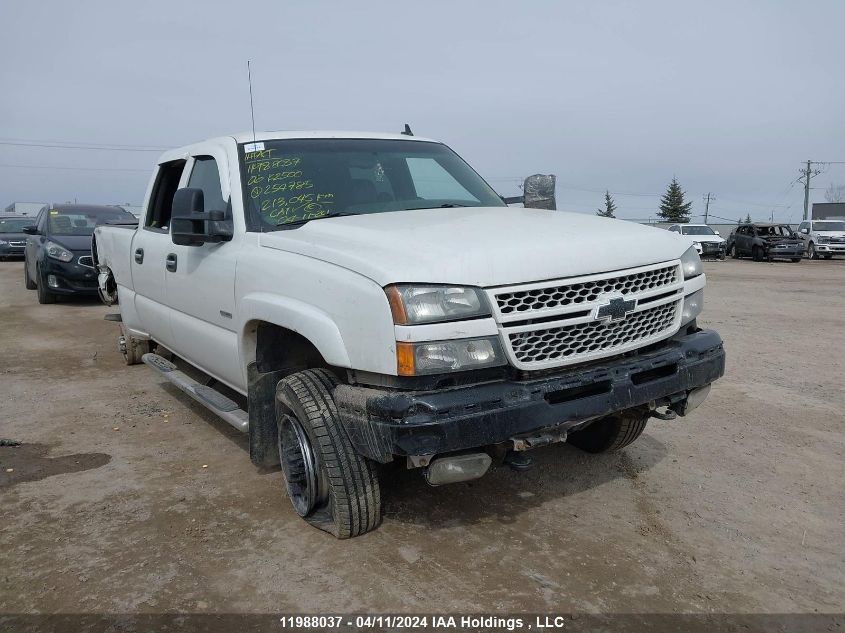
[799,160,823,221]
[702,192,715,224]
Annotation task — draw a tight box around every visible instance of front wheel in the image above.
[567,411,649,453]
[36,266,56,304]
[24,260,36,290]
[791,258,802,263]
[752,245,764,262]
[730,244,739,259]
[807,243,818,260]
[276,369,381,538]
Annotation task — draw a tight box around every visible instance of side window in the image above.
[35,209,47,233]
[187,156,227,212]
[669,225,680,233]
[146,160,186,230]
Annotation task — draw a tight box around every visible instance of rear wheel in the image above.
[567,411,649,453]
[24,260,36,290]
[276,369,381,538]
[36,266,56,304]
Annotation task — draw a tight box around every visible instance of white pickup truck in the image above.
[93,131,725,538]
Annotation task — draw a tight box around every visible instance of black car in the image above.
[23,204,137,303]
[0,216,33,260]
[726,223,803,263]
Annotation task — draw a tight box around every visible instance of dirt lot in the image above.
[1,258,844,618]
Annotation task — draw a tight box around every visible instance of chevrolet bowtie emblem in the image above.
[595,296,637,322]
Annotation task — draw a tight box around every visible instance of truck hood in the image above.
[258,207,690,287]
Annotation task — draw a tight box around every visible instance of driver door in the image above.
[164,147,243,391]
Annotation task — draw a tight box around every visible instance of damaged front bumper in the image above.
[335,329,726,463]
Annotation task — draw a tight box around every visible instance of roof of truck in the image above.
[228,130,438,144]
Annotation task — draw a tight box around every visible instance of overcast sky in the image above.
[2,0,843,222]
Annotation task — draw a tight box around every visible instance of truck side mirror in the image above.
[170,188,232,246]
[800,228,809,234]
[22,225,39,235]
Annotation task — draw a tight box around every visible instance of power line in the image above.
[0,136,169,150]
[0,163,149,173]
[0,140,165,152]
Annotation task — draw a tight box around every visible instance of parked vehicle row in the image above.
[88,130,726,538]
[19,204,137,303]
[0,216,31,260]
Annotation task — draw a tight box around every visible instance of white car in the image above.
[667,224,727,259]
[796,219,845,259]
[93,131,725,538]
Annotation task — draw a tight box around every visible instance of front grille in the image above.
[509,302,678,365]
[496,264,677,315]
[8,241,25,247]
[78,255,94,268]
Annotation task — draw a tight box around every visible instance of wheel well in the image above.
[252,321,328,375]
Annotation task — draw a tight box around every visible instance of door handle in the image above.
[165,253,177,272]
[134,248,144,264]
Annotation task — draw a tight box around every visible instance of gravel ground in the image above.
[1,258,843,619]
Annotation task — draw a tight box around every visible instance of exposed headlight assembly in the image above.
[45,241,74,262]
[385,284,490,324]
[680,245,703,279]
[396,336,505,376]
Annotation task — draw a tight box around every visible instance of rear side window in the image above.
[145,160,186,230]
[187,156,227,212]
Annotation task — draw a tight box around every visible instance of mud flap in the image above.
[247,363,286,468]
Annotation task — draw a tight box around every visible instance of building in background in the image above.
[3,202,48,216]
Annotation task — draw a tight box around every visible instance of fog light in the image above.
[424,453,492,486]
[681,289,704,325]
[47,274,59,289]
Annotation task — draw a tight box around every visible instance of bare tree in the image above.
[824,183,845,203]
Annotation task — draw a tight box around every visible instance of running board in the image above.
[141,353,249,432]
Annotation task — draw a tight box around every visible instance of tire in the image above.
[752,245,764,262]
[36,266,56,304]
[730,244,739,259]
[121,328,149,365]
[567,411,649,454]
[791,258,802,263]
[275,369,381,538]
[823,255,832,260]
[808,243,818,260]
[24,260,36,290]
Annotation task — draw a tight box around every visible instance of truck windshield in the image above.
[239,139,505,229]
[813,221,845,231]
[682,226,716,236]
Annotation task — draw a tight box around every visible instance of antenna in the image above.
[401,123,414,136]
[247,60,257,144]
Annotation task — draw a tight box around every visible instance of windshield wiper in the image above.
[275,212,359,228]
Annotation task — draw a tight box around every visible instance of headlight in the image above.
[681,289,704,325]
[817,236,830,243]
[680,245,703,278]
[385,284,490,324]
[396,336,505,375]
[45,241,74,262]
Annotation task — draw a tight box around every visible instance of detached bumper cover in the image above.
[335,329,726,462]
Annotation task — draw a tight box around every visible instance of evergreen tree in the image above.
[744,213,752,223]
[596,190,617,218]
[657,177,692,223]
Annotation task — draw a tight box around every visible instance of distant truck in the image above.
[93,130,726,538]
[4,202,48,217]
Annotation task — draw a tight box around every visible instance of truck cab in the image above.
[93,131,725,538]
